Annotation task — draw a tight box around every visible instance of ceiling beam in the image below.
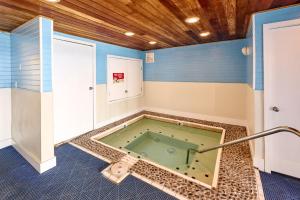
[271,0,300,7]
[222,0,236,37]
[236,0,250,37]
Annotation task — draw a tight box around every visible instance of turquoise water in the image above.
[125,131,198,167]
[99,117,222,185]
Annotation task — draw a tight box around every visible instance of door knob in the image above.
[89,87,93,90]
[125,90,128,93]
[272,106,280,112]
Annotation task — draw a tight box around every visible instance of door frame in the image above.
[263,18,300,173]
[52,35,97,136]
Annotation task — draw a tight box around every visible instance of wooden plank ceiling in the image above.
[0,0,299,50]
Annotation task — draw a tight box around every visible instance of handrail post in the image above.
[186,149,190,164]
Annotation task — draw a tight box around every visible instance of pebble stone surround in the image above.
[71,111,258,200]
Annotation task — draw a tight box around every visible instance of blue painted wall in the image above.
[41,18,53,92]
[0,32,11,88]
[11,18,41,91]
[144,39,247,83]
[254,5,300,90]
[54,32,143,84]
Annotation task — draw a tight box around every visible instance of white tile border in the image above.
[102,165,131,184]
[69,111,259,199]
[212,127,226,188]
[91,113,225,189]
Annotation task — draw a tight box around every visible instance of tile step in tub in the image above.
[102,155,138,184]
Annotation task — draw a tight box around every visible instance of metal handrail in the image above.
[186,126,300,164]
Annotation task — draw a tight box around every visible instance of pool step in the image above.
[101,155,138,184]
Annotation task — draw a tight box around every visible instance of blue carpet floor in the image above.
[260,171,300,200]
[0,144,176,200]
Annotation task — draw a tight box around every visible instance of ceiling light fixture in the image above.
[46,0,61,3]
[185,17,200,24]
[200,31,210,37]
[124,31,135,36]
[149,41,157,45]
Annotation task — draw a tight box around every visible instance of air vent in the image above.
[145,52,155,63]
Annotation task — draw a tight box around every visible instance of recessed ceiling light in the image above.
[149,41,157,45]
[46,0,61,2]
[124,31,135,36]
[185,17,200,24]
[200,31,210,37]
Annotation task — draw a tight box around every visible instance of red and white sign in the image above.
[113,73,124,83]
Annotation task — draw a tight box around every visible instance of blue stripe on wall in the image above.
[254,5,300,90]
[11,17,41,91]
[41,18,53,92]
[144,39,247,83]
[54,32,143,84]
[0,32,11,88]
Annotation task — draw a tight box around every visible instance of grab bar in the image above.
[186,126,300,164]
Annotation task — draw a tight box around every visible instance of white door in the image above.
[126,59,143,98]
[264,19,300,178]
[53,38,94,144]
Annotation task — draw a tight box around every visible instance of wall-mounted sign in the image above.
[113,72,124,83]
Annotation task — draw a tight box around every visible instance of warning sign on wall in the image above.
[113,73,124,83]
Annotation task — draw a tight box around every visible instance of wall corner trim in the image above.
[12,141,56,173]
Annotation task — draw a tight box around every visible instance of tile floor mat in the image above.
[260,171,300,200]
[0,144,176,200]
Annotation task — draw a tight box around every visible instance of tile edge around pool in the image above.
[71,111,259,200]
[91,114,225,188]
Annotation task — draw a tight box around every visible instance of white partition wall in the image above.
[0,32,11,149]
[11,17,56,173]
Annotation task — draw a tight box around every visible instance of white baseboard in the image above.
[13,142,56,173]
[95,108,144,129]
[254,157,265,171]
[0,138,13,149]
[143,107,248,127]
[94,107,247,133]
[40,157,57,173]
